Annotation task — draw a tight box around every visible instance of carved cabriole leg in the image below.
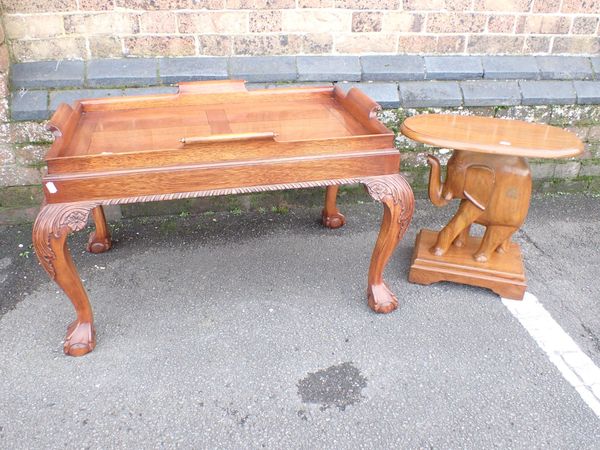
[87,206,112,254]
[33,202,98,356]
[362,174,415,313]
[321,185,346,229]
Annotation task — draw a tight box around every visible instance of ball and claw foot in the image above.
[367,283,398,314]
[321,210,346,229]
[63,321,96,356]
[86,232,112,254]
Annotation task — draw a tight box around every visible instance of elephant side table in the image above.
[401,114,583,299]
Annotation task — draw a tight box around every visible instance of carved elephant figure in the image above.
[427,150,532,262]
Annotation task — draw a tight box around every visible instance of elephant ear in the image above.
[463,165,495,210]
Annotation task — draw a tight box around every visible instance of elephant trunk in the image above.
[427,155,450,207]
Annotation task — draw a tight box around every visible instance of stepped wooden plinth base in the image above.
[409,229,526,300]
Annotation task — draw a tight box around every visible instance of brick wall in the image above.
[2,0,599,62]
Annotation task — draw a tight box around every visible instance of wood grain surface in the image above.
[401,114,584,158]
[34,81,415,356]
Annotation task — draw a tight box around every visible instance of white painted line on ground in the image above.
[502,292,600,419]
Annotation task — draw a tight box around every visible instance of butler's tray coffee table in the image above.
[33,80,414,356]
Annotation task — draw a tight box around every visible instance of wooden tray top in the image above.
[42,81,400,204]
[400,114,584,158]
[46,80,394,175]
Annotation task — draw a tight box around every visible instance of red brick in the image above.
[250,10,282,33]
[552,37,600,54]
[398,35,438,53]
[89,36,123,58]
[427,13,486,33]
[561,0,598,13]
[0,46,9,73]
[225,0,294,8]
[64,13,139,35]
[335,33,396,53]
[532,0,560,13]
[10,38,87,62]
[117,0,223,9]
[178,12,248,34]
[0,144,15,166]
[124,36,196,57]
[382,12,423,32]
[233,34,302,55]
[436,35,466,52]
[0,73,9,97]
[282,10,350,33]
[524,36,551,53]
[199,35,233,55]
[299,0,334,5]
[4,14,64,39]
[352,12,383,32]
[79,0,115,9]
[487,15,516,33]
[468,35,524,54]
[2,0,76,14]
[572,16,599,35]
[335,0,399,8]
[301,34,333,53]
[524,15,571,34]
[14,145,49,166]
[140,12,178,34]
[402,0,445,9]
[474,0,532,12]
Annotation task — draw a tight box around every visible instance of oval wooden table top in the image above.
[400,114,584,158]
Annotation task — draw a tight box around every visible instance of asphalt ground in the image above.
[1,194,599,448]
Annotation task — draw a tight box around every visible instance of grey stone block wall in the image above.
[297,56,361,82]
[8,55,600,121]
[425,56,483,80]
[11,91,49,121]
[520,80,577,106]
[336,82,399,108]
[48,89,121,110]
[361,55,425,81]
[400,81,463,107]
[482,56,539,80]
[461,81,521,107]
[11,60,84,89]
[229,56,297,82]
[536,56,593,80]
[159,57,227,84]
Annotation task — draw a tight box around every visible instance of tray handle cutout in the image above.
[46,103,74,137]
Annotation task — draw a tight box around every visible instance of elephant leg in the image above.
[474,225,517,262]
[432,201,482,256]
[496,237,511,254]
[453,209,471,248]
[87,206,112,254]
[33,203,97,356]
[321,185,346,229]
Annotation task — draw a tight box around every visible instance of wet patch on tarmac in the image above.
[297,362,367,411]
